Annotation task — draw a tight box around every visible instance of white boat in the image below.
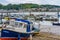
[3,18,40,33]
[53,11,60,26]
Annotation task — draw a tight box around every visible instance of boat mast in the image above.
[57,11,59,23]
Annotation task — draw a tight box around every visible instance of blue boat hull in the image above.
[1,29,30,37]
[53,23,60,26]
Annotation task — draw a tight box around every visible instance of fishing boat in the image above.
[1,18,40,40]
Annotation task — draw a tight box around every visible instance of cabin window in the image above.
[10,21,15,26]
[15,22,18,27]
[19,23,23,27]
[23,24,27,28]
[18,23,27,28]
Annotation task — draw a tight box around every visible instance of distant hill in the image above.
[19,4,60,9]
[0,3,60,10]
[19,3,40,9]
[39,5,60,9]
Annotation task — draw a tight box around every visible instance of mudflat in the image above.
[32,32,60,40]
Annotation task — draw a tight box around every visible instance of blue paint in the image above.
[18,34,20,40]
[1,29,18,37]
[27,24,30,32]
[15,18,30,24]
[1,29,30,37]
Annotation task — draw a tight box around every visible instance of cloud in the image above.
[49,0,60,5]
[5,0,40,4]
[5,0,20,4]
[0,0,60,5]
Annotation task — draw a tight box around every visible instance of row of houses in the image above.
[0,8,60,13]
[19,8,60,12]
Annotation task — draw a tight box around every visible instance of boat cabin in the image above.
[9,18,31,32]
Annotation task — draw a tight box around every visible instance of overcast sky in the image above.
[0,0,60,5]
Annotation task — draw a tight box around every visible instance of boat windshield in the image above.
[9,20,28,28]
[14,22,27,28]
[18,23,27,28]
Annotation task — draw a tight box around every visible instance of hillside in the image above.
[40,5,60,9]
[0,3,60,10]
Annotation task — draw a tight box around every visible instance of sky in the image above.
[0,0,60,5]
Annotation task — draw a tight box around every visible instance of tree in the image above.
[0,4,3,9]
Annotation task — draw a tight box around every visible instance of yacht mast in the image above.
[57,11,59,23]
